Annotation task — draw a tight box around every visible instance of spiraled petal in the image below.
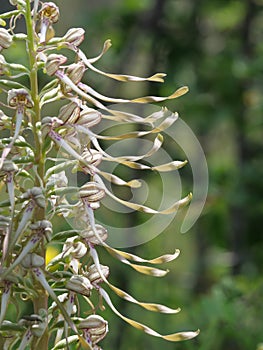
[78,47,166,82]
[94,174,192,215]
[88,241,180,314]
[100,288,199,341]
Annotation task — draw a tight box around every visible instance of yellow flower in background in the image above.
[46,245,60,265]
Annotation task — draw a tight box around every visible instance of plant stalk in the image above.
[25,0,48,348]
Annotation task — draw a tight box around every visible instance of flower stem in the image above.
[25,1,48,348]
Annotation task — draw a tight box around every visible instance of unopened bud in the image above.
[0,28,12,51]
[80,224,108,245]
[86,264,109,285]
[45,54,67,76]
[21,187,45,208]
[63,28,85,47]
[82,149,103,168]
[77,107,102,128]
[58,102,80,124]
[79,315,108,344]
[63,237,87,259]
[21,253,45,268]
[7,88,33,108]
[66,62,86,85]
[80,182,105,210]
[66,275,92,296]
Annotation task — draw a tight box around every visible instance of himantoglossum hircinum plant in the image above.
[0,1,199,349]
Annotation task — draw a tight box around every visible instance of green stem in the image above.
[25,1,48,349]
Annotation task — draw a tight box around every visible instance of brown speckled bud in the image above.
[63,28,85,47]
[66,62,86,86]
[77,107,102,128]
[58,102,80,124]
[45,54,67,76]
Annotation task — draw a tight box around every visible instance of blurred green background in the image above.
[2,0,263,349]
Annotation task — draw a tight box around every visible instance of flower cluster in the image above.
[0,1,199,349]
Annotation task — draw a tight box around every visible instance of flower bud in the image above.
[79,315,108,345]
[58,102,80,124]
[80,182,105,210]
[45,54,67,76]
[81,149,103,168]
[7,88,33,108]
[63,28,85,47]
[0,28,12,51]
[39,2,59,24]
[86,264,109,285]
[66,62,86,86]
[66,275,92,296]
[21,187,45,208]
[80,224,108,245]
[63,237,87,259]
[77,107,102,128]
[21,253,45,268]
